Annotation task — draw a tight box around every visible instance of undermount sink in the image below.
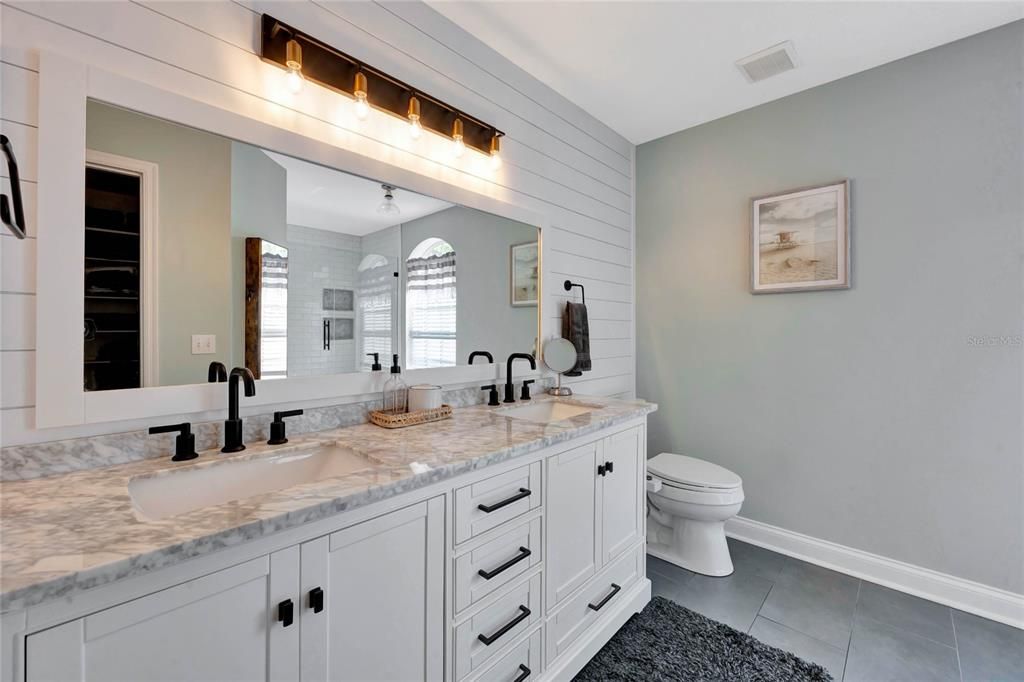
[497,400,599,424]
[129,444,376,521]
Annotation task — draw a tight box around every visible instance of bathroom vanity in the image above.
[0,397,655,682]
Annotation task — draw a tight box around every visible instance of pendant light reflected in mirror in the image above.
[376,184,401,217]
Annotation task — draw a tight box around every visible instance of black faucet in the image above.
[222,367,256,453]
[504,353,536,403]
[208,361,227,383]
[468,350,494,365]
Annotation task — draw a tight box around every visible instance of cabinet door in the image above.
[600,426,643,565]
[26,551,299,682]
[545,440,601,607]
[300,497,445,682]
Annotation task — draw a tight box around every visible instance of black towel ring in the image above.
[0,135,27,239]
[563,279,585,305]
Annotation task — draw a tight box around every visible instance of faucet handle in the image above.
[148,422,199,462]
[480,385,500,407]
[268,410,304,445]
[520,379,536,401]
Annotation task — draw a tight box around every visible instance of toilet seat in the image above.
[648,453,742,492]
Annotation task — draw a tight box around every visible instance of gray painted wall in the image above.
[400,206,539,365]
[636,22,1023,593]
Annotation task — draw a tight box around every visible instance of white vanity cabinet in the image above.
[545,426,643,609]
[298,497,445,682]
[23,500,445,682]
[25,551,300,682]
[11,416,651,682]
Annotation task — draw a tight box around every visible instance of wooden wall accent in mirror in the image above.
[245,238,289,380]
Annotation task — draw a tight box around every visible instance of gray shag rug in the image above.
[573,597,833,681]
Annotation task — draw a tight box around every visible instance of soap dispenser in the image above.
[382,354,408,414]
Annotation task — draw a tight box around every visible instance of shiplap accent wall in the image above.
[0,0,635,446]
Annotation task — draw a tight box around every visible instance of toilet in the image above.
[646,453,744,577]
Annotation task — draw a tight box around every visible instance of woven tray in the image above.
[369,404,453,429]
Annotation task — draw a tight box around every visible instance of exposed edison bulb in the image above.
[407,96,422,140]
[286,67,304,94]
[353,71,369,121]
[489,134,502,170]
[284,39,304,95]
[452,118,465,158]
[354,94,369,120]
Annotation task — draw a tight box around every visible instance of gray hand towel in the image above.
[562,302,591,377]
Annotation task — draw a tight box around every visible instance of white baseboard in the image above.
[725,516,1024,630]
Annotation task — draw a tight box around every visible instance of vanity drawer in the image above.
[465,626,542,682]
[454,571,542,681]
[545,543,643,664]
[455,515,543,614]
[455,462,542,545]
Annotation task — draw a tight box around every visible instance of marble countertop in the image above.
[0,395,655,612]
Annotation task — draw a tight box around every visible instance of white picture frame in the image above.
[751,180,851,293]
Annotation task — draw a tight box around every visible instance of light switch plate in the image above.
[191,334,216,355]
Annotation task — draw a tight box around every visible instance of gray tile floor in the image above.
[647,539,1024,681]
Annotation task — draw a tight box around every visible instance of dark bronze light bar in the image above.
[260,14,503,156]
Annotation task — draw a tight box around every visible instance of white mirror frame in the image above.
[36,52,550,428]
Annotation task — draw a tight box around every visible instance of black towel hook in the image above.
[563,279,585,305]
[0,135,27,239]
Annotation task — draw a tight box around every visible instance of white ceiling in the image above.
[262,151,452,235]
[429,1,1023,144]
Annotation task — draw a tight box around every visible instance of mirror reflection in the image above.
[83,101,538,391]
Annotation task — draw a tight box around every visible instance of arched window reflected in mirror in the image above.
[405,238,456,369]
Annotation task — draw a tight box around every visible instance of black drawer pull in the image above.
[477,605,530,646]
[604,460,614,474]
[278,598,294,627]
[588,583,621,611]
[478,546,532,580]
[513,664,531,682]
[478,488,531,513]
[309,586,324,613]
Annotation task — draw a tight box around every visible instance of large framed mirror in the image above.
[35,54,547,427]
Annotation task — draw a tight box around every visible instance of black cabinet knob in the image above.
[278,598,294,627]
[309,586,324,613]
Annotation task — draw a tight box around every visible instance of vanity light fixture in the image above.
[489,134,502,170]
[452,118,466,158]
[284,39,304,94]
[353,71,370,121]
[376,184,401,217]
[260,15,503,160]
[407,96,423,140]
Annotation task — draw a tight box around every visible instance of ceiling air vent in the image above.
[736,41,799,83]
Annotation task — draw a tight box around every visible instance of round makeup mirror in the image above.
[543,338,578,396]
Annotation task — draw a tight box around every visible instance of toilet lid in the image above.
[648,453,742,490]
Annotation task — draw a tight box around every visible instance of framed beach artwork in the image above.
[510,242,539,306]
[751,180,850,293]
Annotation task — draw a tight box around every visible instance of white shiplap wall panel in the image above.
[0,234,35,292]
[0,293,34,351]
[0,0,635,445]
[1,62,38,126]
